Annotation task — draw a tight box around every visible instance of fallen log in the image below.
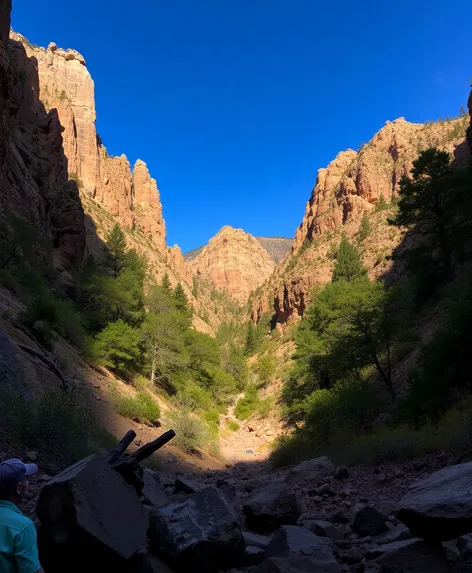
[111,429,176,495]
[18,343,70,389]
[122,429,176,464]
[103,430,136,465]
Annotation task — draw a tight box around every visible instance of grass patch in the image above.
[228,420,240,431]
[271,401,472,468]
[113,391,160,424]
[166,409,209,453]
[0,389,106,466]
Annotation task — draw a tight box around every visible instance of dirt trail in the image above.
[219,392,280,465]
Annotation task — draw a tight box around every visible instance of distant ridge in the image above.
[184,235,292,264]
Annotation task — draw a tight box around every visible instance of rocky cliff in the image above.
[189,226,276,305]
[252,113,471,325]
[0,15,85,285]
[11,33,166,254]
[2,24,231,333]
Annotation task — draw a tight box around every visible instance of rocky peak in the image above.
[11,31,167,254]
[189,226,275,305]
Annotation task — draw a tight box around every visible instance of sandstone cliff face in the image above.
[467,89,472,156]
[190,226,275,305]
[11,33,167,254]
[253,114,470,325]
[0,22,85,281]
[293,117,470,252]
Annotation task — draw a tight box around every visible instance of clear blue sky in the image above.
[12,0,471,252]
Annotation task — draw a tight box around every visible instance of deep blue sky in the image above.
[12,0,471,252]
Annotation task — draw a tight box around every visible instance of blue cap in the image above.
[0,459,38,489]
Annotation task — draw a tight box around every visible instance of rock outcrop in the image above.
[11,33,167,255]
[0,23,85,282]
[251,112,471,326]
[189,226,276,305]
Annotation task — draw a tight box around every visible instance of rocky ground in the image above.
[8,436,472,573]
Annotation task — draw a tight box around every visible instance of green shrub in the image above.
[234,386,260,420]
[19,290,85,348]
[203,409,220,435]
[113,391,160,424]
[0,389,100,465]
[167,409,209,453]
[228,420,240,431]
[133,374,152,391]
[254,355,276,385]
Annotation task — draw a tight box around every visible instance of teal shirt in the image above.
[0,501,41,573]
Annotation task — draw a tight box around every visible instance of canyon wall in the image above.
[11,33,166,254]
[252,113,471,325]
[1,17,85,285]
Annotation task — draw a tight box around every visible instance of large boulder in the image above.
[243,482,301,533]
[352,505,387,537]
[365,539,448,573]
[37,455,147,569]
[263,525,341,573]
[285,457,334,485]
[148,486,244,573]
[397,462,472,541]
[142,469,169,508]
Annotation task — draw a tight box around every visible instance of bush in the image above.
[133,374,152,391]
[19,290,85,348]
[167,409,209,453]
[234,386,260,420]
[228,420,240,431]
[254,355,276,385]
[0,389,100,465]
[203,409,220,435]
[113,391,160,424]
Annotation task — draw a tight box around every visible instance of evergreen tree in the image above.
[174,283,189,313]
[332,234,367,282]
[389,147,471,283]
[105,224,127,278]
[245,322,256,355]
[358,213,371,242]
[161,273,172,295]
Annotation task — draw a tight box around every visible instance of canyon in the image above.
[2,18,471,328]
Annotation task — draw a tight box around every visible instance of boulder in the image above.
[148,486,244,573]
[174,477,202,494]
[397,462,472,541]
[375,524,413,545]
[329,508,351,524]
[352,506,387,537]
[317,483,335,496]
[243,482,301,533]
[285,457,334,485]
[130,551,176,573]
[244,545,265,566]
[365,539,448,572]
[243,531,272,549]
[263,525,341,573]
[334,467,349,480]
[309,520,344,541]
[37,455,147,566]
[457,534,472,562]
[374,500,396,520]
[142,469,169,508]
[339,546,363,564]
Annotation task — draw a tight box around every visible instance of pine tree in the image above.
[245,322,256,355]
[173,283,188,313]
[332,234,367,283]
[105,224,127,278]
[161,273,172,295]
[376,194,388,211]
[358,213,371,242]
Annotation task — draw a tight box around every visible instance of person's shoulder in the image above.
[0,507,35,534]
